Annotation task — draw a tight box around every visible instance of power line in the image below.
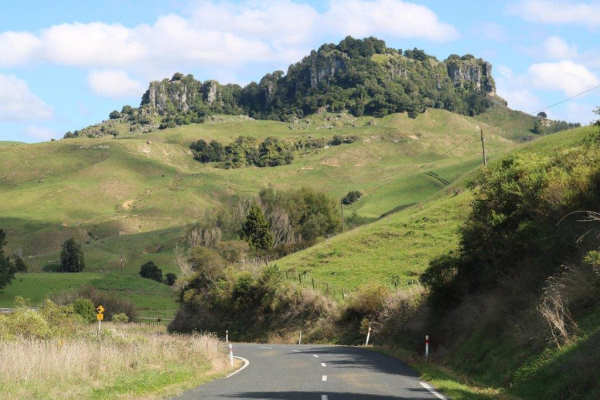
[541,83,600,111]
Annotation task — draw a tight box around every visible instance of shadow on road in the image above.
[223,390,435,399]
[287,346,419,377]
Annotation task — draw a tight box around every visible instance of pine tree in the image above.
[60,238,85,272]
[0,229,15,288]
[242,205,273,250]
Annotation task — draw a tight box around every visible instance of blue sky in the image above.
[1,0,599,142]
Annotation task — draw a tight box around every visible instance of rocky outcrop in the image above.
[445,55,495,95]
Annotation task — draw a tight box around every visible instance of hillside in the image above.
[0,105,535,314]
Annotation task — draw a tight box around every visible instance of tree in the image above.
[13,255,27,273]
[241,205,273,250]
[0,229,16,289]
[140,261,163,282]
[60,238,85,272]
[165,273,177,286]
[537,111,547,119]
[109,110,121,119]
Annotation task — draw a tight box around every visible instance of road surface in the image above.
[174,343,445,400]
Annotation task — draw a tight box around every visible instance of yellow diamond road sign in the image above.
[96,305,104,313]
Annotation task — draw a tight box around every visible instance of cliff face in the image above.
[445,56,495,94]
[141,76,239,115]
[136,37,498,122]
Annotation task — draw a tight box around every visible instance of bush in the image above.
[13,255,27,272]
[342,190,362,205]
[42,262,61,272]
[109,110,121,119]
[165,273,177,286]
[112,313,129,323]
[73,287,138,322]
[72,298,96,323]
[139,261,163,282]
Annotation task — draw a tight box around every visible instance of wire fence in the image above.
[281,269,420,301]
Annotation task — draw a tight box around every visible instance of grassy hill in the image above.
[0,105,535,314]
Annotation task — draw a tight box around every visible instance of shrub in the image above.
[165,273,177,286]
[42,262,61,272]
[73,287,138,322]
[342,190,362,205]
[13,255,27,273]
[72,298,96,323]
[109,110,121,119]
[112,313,129,323]
[139,261,163,283]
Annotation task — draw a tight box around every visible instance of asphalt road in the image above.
[174,343,445,400]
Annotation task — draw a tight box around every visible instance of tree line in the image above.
[189,135,358,168]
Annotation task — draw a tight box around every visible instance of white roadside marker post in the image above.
[226,329,229,343]
[229,343,234,368]
[425,335,430,361]
[365,325,372,346]
[298,330,302,345]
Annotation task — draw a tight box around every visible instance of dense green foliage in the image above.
[72,297,96,323]
[12,255,27,273]
[169,264,332,341]
[59,238,85,272]
[165,273,177,286]
[139,261,163,283]
[533,118,580,135]
[422,134,600,308]
[190,136,293,168]
[0,229,16,289]
[241,205,274,250]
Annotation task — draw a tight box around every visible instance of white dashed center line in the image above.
[321,395,328,400]
[322,375,328,382]
[320,362,327,367]
[313,354,319,358]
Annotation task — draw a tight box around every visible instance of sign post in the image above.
[96,305,104,335]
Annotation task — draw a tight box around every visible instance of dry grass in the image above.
[0,323,230,400]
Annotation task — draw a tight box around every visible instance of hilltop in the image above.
[65,36,499,139]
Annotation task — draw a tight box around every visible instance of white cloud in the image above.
[529,61,599,96]
[542,36,578,59]
[0,74,53,121]
[495,66,542,113]
[25,125,57,140]
[0,1,458,73]
[88,70,144,98]
[512,1,600,27]
[325,0,459,42]
[0,31,41,67]
[41,23,147,67]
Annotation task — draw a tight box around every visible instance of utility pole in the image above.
[340,199,344,232]
[480,127,487,167]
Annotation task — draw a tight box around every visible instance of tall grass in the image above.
[0,323,229,400]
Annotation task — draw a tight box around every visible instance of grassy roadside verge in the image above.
[371,347,517,400]
[0,322,235,400]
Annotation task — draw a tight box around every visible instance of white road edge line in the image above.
[322,375,328,382]
[226,356,250,379]
[292,349,300,352]
[420,381,447,400]
[321,395,328,400]
[321,362,327,367]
